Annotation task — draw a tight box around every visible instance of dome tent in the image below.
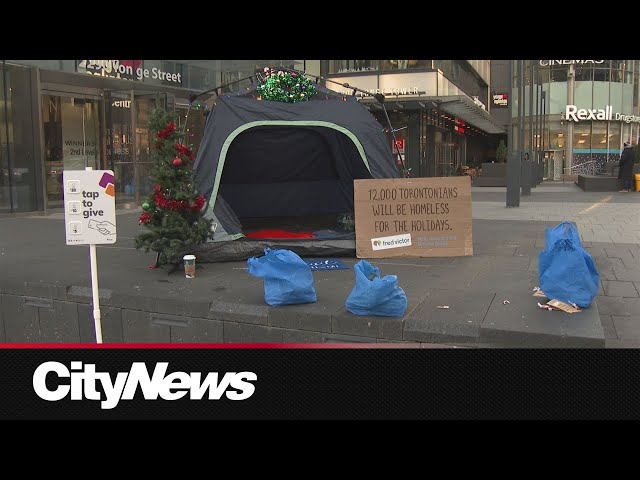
[191,74,400,262]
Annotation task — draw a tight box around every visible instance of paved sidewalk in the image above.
[1,180,639,347]
[472,183,640,244]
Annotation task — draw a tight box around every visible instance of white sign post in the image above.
[63,168,117,344]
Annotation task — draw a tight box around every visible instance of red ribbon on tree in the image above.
[157,122,177,140]
[176,143,195,160]
[153,184,205,212]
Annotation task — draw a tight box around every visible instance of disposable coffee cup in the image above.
[183,255,196,278]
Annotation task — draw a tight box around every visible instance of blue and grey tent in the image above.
[192,85,400,262]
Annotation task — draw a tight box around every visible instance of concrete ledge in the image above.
[577,175,619,192]
[269,304,333,333]
[480,291,604,347]
[475,177,507,187]
[331,307,405,340]
[208,300,269,325]
[67,286,113,305]
[404,289,495,344]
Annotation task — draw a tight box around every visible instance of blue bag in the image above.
[345,260,408,317]
[538,222,599,308]
[247,248,317,306]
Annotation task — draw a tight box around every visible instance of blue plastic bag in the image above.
[345,260,408,317]
[538,222,599,308]
[247,248,317,306]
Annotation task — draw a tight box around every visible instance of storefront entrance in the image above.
[42,93,101,208]
[41,86,186,210]
[103,90,174,207]
[434,134,460,177]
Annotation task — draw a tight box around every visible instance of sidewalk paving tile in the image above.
[602,281,639,298]
[611,315,640,340]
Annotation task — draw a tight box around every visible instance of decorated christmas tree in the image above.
[134,107,214,267]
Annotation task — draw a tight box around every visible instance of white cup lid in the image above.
[183,255,196,260]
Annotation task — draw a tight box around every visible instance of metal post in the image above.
[85,166,103,344]
[131,89,138,205]
[2,61,14,213]
[566,64,575,181]
[537,73,543,182]
[542,90,546,178]
[533,62,538,185]
[518,60,525,184]
[507,60,522,207]
[522,60,533,196]
[507,60,513,161]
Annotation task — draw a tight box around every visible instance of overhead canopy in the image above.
[436,95,505,135]
[363,94,505,135]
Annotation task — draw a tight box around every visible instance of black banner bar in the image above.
[0,347,638,420]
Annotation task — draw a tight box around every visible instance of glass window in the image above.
[537,64,550,84]
[625,70,634,84]
[2,64,39,213]
[621,83,634,114]
[187,65,212,91]
[573,122,591,151]
[380,60,431,71]
[6,60,75,72]
[592,121,608,151]
[594,68,610,82]
[0,64,8,213]
[574,64,593,82]
[612,60,625,83]
[550,66,567,82]
[608,82,623,113]
[329,60,380,74]
[549,82,567,116]
[576,81,594,109]
[609,123,621,154]
[548,120,566,150]
[622,123,633,146]
[105,93,133,205]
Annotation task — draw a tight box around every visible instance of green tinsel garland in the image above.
[256,69,317,103]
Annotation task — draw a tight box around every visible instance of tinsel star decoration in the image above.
[256,68,317,103]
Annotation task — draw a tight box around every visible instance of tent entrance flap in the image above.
[218,124,372,220]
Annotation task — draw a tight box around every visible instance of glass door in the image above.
[104,90,134,206]
[103,90,174,207]
[434,131,459,177]
[42,93,100,209]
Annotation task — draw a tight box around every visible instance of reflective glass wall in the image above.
[0,62,39,213]
[512,60,640,175]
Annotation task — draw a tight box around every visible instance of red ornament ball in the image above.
[172,158,183,166]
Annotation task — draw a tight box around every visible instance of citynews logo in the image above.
[32,361,257,410]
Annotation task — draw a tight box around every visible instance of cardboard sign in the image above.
[354,177,472,258]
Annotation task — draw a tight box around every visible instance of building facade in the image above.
[321,60,504,177]
[499,60,640,179]
[0,59,305,214]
